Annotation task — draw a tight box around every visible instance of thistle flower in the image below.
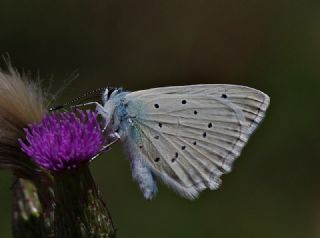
[19,110,105,172]
[0,65,115,237]
[18,109,115,237]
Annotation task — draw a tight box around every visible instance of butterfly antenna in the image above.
[47,70,79,108]
[49,87,107,111]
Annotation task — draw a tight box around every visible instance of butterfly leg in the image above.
[71,101,105,111]
[103,132,120,150]
[89,133,120,162]
[89,148,110,162]
[71,102,113,131]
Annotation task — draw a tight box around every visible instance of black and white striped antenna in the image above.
[49,87,107,111]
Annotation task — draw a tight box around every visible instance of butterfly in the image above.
[83,84,270,200]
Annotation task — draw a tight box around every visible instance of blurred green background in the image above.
[0,0,320,237]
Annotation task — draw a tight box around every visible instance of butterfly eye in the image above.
[181,100,187,104]
[154,104,160,108]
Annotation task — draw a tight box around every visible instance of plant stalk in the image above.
[53,166,116,238]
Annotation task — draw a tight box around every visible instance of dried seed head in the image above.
[0,65,48,177]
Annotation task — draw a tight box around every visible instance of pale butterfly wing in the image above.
[123,84,270,199]
[129,84,269,134]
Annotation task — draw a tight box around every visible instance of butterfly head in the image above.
[103,87,123,103]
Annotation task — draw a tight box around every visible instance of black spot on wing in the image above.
[171,152,179,163]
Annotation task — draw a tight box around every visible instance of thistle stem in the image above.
[53,166,116,238]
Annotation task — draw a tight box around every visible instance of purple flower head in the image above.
[19,110,105,172]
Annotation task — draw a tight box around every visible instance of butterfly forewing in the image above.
[130,84,269,131]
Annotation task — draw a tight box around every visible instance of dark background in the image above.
[1,0,320,237]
